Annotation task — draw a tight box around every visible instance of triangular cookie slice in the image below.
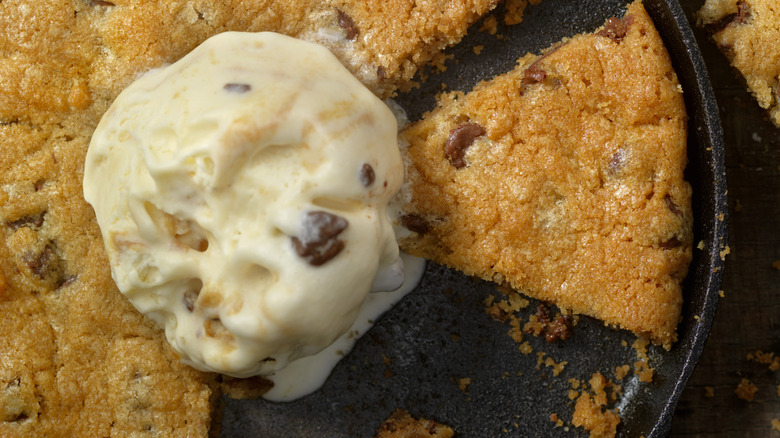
[399,1,692,348]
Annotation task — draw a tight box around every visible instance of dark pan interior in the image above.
[221,0,727,436]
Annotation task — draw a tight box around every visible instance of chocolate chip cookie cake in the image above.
[399,0,692,348]
[697,0,780,127]
[0,0,500,435]
[1,0,692,435]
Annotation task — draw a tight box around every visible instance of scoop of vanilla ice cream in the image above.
[83,32,404,377]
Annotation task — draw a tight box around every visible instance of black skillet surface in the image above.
[221,0,727,436]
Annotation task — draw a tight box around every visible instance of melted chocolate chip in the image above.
[522,62,547,85]
[734,1,751,24]
[445,123,485,169]
[535,303,551,324]
[359,163,375,187]
[399,214,430,235]
[10,412,29,423]
[704,3,750,35]
[25,244,57,280]
[545,314,574,343]
[597,15,634,43]
[659,236,682,249]
[337,9,359,40]
[377,65,387,80]
[291,211,348,266]
[665,194,682,216]
[223,83,251,93]
[7,212,46,230]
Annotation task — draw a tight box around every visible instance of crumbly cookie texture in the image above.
[0,0,500,123]
[399,0,691,348]
[374,409,455,438]
[697,0,780,126]
[0,0,499,436]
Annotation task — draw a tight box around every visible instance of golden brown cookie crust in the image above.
[400,1,692,348]
[374,409,455,438]
[697,0,780,126]
[0,0,499,435]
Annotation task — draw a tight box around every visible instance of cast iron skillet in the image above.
[221,0,727,436]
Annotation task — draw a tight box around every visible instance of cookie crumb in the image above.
[632,337,655,383]
[458,377,471,393]
[375,409,454,438]
[772,260,780,271]
[747,350,780,371]
[614,365,630,380]
[571,372,621,438]
[772,419,780,432]
[479,15,498,35]
[536,352,567,376]
[705,386,715,398]
[504,0,531,25]
[472,45,484,55]
[549,412,564,427]
[735,378,757,401]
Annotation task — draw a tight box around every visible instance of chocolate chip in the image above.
[336,9,359,40]
[535,303,551,324]
[57,274,77,289]
[664,194,682,216]
[7,212,46,230]
[399,214,430,235]
[92,0,115,5]
[705,2,750,34]
[10,412,29,423]
[545,314,574,343]
[25,244,58,281]
[377,65,387,80]
[425,420,438,434]
[597,15,634,43]
[291,211,348,266]
[223,83,251,93]
[359,163,375,187]
[522,62,547,85]
[659,236,682,249]
[734,1,751,24]
[183,289,199,312]
[445,123,485,169]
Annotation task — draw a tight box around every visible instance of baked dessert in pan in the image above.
[0,0,703,436]
[0,1,499,435]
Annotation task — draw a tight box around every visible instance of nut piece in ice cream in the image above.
[83,32,404,378]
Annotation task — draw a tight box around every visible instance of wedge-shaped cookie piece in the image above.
[399,1,692,348]
[697,0,780,126]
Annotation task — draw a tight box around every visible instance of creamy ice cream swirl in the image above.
[84,32,404,377]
